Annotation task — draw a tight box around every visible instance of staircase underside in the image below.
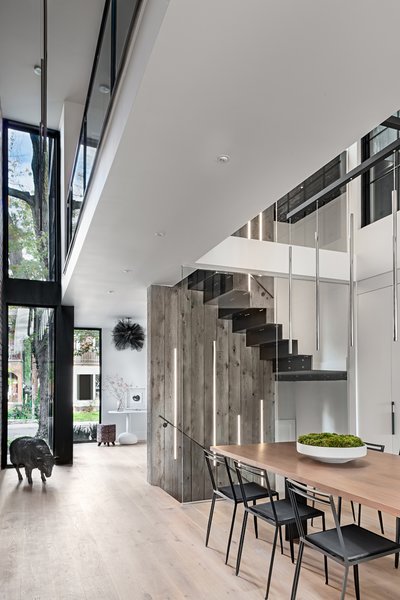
[275,370,347,381]
[187,270,347,382]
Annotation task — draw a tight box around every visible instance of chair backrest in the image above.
[203,449,235,496]
[365,442,385,452]
[233,460,276,517]
[286,479,350,561]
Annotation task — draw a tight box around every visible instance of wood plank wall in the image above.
[147,278,275,503]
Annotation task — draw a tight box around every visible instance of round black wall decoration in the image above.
[112,318,145,351]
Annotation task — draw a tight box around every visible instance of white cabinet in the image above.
[357,285,399,452]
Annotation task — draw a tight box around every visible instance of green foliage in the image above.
[8,405,34,420]
[74,329,100,357]
[8,197,48,279]
[73,411,99,422]
[298,432,364,448]
[23,337,32,384]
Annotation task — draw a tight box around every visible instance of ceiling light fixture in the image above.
[99,83,110,94]
[108,290,115,294]
[217,155,230,163]
[122,268,132,273]
[33,65,42,76]
[154,231,166,237]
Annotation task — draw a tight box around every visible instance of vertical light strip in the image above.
[237,414,241,445]
[393,190,398,342]
[248,273,251,293]
[349,213,355,348]
[288,245,293,355]
[315,230,320,351]
[274,202,278,242]
[173,347,178,460]
[247,220,251,240]
[259,212,263,241]
[260,399,264,443]
[212,340,217,447]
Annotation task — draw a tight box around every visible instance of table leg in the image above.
[118,413,138,445]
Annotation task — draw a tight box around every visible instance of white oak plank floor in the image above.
[0,443,398,599]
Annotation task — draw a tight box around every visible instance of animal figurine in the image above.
[9,436,55,484]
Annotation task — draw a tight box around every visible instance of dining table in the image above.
[211,441,400,518]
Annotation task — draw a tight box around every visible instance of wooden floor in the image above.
[0,443,398,600]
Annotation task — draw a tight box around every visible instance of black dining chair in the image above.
[352,442,385,534]
[203,449,278,565]
[337,442,385,534]
[234,461,327,599]
[287,479,400,600]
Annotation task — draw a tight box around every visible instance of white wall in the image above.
[101,324,147,440]
[196,236,349,282]
[275,278,348,371]
[274,277,349,439]
[277,381,348,437]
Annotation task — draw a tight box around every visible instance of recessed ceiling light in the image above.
[154,231,166,237]
[107,290,115,294]
[122,268,132,273]
[217,155,230,163]
[33,65,41,76]
[99,84,110,94]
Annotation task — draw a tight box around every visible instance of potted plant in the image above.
[297,432,367,463]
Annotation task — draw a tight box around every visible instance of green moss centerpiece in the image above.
[297,432,367,463]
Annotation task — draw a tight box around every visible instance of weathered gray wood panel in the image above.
[148,278,276,503]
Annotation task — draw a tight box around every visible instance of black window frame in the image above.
[361,118,400,228]
[3,119,61,285]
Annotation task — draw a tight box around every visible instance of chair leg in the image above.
[358,504,362,527]
[350,501,356,522]
[265,527,279,599]
[322,514,328,585]
[205,493,216,547]
[225,503,237,564]
[278,525,284,555]
[395,517,400,569]
[236,511,248,576]
[290,540,304,600]
[378,510,384,534]
[253,500,259,539]
[353,564,360,600]
[340,566,349,600]
[338,497,342,524]
[289,537,295,564]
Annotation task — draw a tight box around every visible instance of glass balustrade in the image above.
[66,0,142,256]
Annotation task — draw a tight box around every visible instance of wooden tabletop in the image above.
[211,442,400,517]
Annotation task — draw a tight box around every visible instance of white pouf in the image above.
[118,432,138,445]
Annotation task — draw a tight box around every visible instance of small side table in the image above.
[108,409,147,445]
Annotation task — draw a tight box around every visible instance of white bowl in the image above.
[296,442,367,464]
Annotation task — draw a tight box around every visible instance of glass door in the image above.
[7,305,55,462]
[73,329,101,443]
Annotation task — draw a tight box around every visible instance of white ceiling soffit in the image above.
[64,0,400,326]
[0,0,105,128]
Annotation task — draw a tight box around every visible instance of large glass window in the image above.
[7,306,55,461]
[362,111,400,226]
[7,124,58,281]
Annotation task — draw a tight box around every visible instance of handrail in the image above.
[287,137,400,220]
[250,274,274,300]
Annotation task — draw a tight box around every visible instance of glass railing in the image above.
[232,151,348,252]
[65,0,143,259]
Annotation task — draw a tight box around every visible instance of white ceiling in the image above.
[0,0,105,128]
[8,0,400,328]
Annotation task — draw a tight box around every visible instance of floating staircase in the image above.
[187,269,347,382]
